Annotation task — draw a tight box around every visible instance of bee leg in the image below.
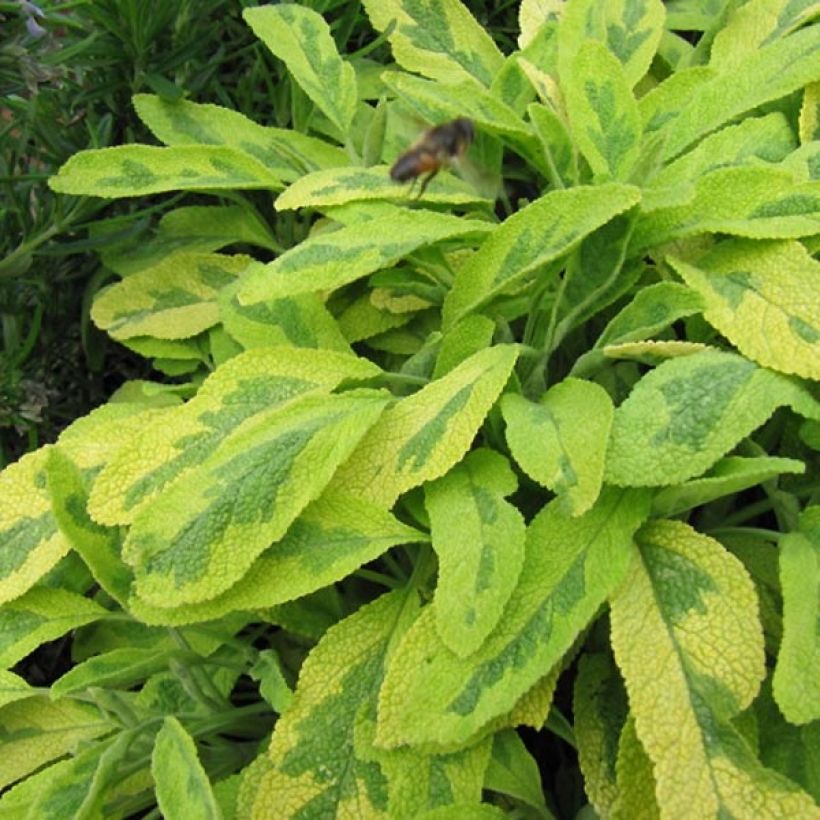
[416,168,439,198]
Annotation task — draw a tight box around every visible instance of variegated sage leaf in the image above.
[638,65,715,136]
[276,166,485,210]
[659,23,820,160]
[773,506,820,725]
[243,5,357,134]
[0,448,69,605]
[425,449,526,658]
[800,81,820,143]
[239,210,489,305]
[49,144,284,197]
[0,670,33,709]
[642,113,797,209]
[573,653,628,817]
[605,350,820,487]
[126,391,389,606]
[247,592,404,817]
[631,167,820,253]
[652,456,805,518]
[89,347,380,526]
[219,280,350,353]
[502,378,613,517]
[558,0,665,88]
[709,0,820,71]
[563,40,641,181]
[329,345,518,508]
[484,729,549,816]
[376,488,651,747]
[669,240,820,380]
[0,698,117,791]
[0,587,107,667]
[362,0,504,87]
[128,490,424,625]
[153,717,221,820]
[134,94,347,175]
[609,520,816,817]
[612,717,659,818]
[443,183,640,329]
[92,252,250,341]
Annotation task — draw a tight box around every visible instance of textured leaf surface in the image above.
[773,506,820,724]
[275,166,485,210]
[0,587,107,667]
[573,653,627,817]
[219,282,350,352]
[249,592,403,817]
[609,520,817,817]
[670,240,820,380]
[558,0,665,88]
[126,391,388,606]
[632,167,820,252]
[134,94,346,175]
[362,0,504,86]
[128,491,424,625]
[239,211,489,304]
[605,350,820,487]
[153,717,222,820]
[92,252,249,340]
[659,23,820,160]
[90,347,380,525]
[377,488,651,747]
[330,345,518,508]
[0,670,33,709]
[243,5,357,134]
[425,449,526,657]
[484,729,548,815]
[0,448,69,605]
[49,144,283,197]
[51,647,172,698]
[502,379,613,516]
[564,40,641,180]
[443,184,640,328]
[652,456,805,518]
[0,697,114,790]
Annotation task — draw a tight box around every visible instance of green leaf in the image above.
[49,144,284,197]
[573,653,627,817]
[51,647,172,698]
[773,506,820,725]
[243,5,357,134]
[89,347,380,525]
[245,592,403,817]
[134,94,347,175]
[0,670,33,709]
[126,391,388,606]
[46,448,132,606]
[376,488,651,747]
[433,315,496,379]
[652,456,806,518]
[249,650,294,714]
[563,40,641,181]
[612,717,659,818]
[443,183,640,328]
[502,379,613,516]
[558,0,665,88]
[669,240,820,380]
[605,350,820,487]
[0,448,69,605]
[329,345,518,508]
[0,587,106,668]
[425,449,526,657]
[238,211,489,305]
[484,729,550,816]
[633,166,820,252]
[609,519,817,817]
[528,101,578,187]
[128,490,424,626]
[275,166,486,210]
[91,252,250,341]
[643,113,797,209]
[362,0,504,87]
[153,717,223,820]
[638,64,715,135]
[219,281,350,353]
[659,23,820,160]
[0,697,116,790]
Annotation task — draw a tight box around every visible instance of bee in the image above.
[390,117,475,198]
